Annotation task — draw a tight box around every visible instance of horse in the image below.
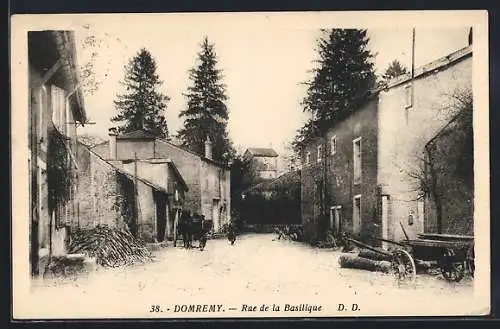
[177,210,193,249]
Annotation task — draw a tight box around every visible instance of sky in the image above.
[74,19,471,158]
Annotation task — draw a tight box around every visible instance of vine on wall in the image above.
[47,125,72,229]
[115,173,138,237]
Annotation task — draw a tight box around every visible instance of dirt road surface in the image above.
[21,234,484,319]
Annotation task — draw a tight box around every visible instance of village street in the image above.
[28,234,478,318]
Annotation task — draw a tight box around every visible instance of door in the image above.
[381,195,390,250]
[329,206,342,234]
[334,207,341,234]
[353,195,361,234]
[154,191,167,242]
[213,199,220,232]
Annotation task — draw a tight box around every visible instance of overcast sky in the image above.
[74,18,470,155]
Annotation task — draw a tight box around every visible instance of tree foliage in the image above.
[292,29,376,153]
[111,48,170,138]
[177,37,234,162]
[379,59,409,86]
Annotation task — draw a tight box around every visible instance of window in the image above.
[404,84,412,108]
[330,135,337,155]
[353,137,362,184]
[353,195,361,233]
[51,85,67,135]
[317,145,323,163]
[305,152,311,165]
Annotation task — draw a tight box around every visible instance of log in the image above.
[339,254,392,273]
[358,249,392,262]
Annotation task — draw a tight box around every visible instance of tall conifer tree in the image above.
[293,29,376,150]
[178,37,234,162]
[112,48,170,138]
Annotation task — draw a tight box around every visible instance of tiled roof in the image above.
[116,129,157,140]
[245,148,279,157]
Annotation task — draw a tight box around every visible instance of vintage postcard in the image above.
[11,11,490,319]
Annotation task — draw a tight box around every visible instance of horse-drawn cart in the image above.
[346,232,475,283]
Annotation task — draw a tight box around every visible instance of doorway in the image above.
[353,195,361,234]
[154,190,167,242]
[212,199,220,232]
[330,206,342,234]
[381,195,390,250]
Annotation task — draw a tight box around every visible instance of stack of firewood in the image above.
[68,225,152,268]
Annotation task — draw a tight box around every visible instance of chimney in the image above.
[108,127,118,159]
[204,136,213,160]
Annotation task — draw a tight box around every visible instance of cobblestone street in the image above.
[26,234,482,318]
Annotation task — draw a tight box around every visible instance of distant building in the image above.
[299,45,472,246]
[243,147,279,180]
[92,130,231,233]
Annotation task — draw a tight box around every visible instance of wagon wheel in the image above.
[391,249,416,284]
[440,248,465,282]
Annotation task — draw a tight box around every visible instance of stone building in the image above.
[377,45,472,243]
[74,142,188,242]
[243,147,279,180]
[300,96,379,243]
[299,45,473,246]
[28,31,87,275]
[92,130,231,232]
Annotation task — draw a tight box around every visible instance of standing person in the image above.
[181,210,192,249]
[186,211,194,249]
[227,221,237,245]
[199,215,208,251]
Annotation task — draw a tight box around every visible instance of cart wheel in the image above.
[391,249,416,284]
[441,262,465,282]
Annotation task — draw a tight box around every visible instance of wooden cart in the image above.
[346,232,474,283]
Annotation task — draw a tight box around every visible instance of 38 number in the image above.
[150,305,162,312]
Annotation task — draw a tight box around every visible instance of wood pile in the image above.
[68,225,152,268]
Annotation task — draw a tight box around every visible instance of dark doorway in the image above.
[154,190,167,242]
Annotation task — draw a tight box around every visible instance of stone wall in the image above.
[75,146,124,230]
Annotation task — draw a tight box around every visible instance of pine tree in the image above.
[293,29,376,243]
[300,29,376,139]
[380,59,408,85]
[112,48,170,138]
[178,37,234,162]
